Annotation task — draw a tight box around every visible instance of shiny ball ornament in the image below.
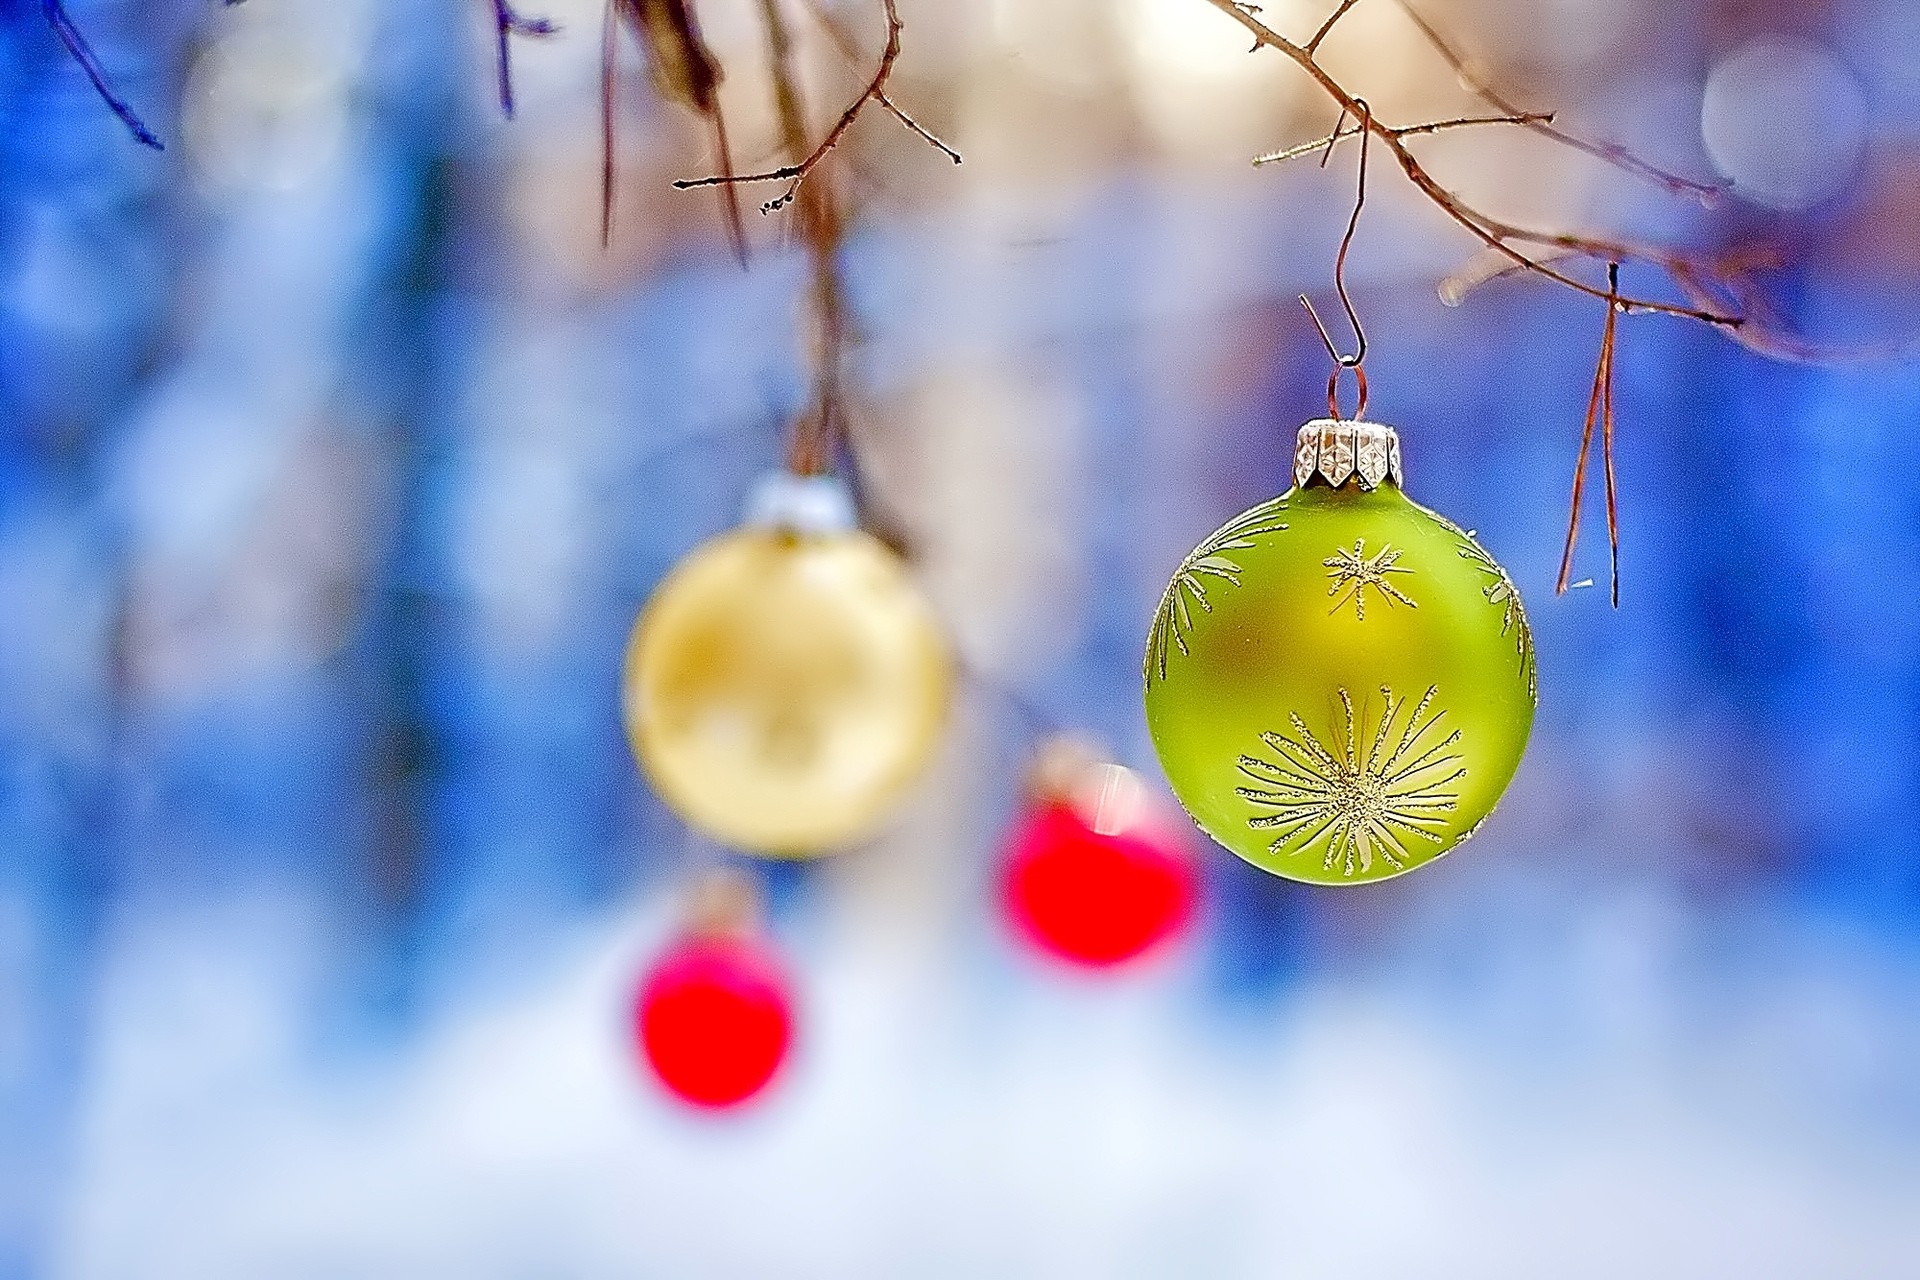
[1144,420,1536,885]
[624,473,951,856]
[636,932,793,1109]
[1002,756,1196,967]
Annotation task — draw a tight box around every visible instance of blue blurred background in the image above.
[7,0,1920,1274]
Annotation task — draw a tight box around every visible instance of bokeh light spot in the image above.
[1701,35,1868,212]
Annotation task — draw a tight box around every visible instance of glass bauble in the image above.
[636,934,792,1109]
[1002,798,1196,968]
[1000,747,1196,967]
[623,477,950,856]
[1143,420,1535,885]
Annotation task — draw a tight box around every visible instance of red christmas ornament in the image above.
[1002,749,1197,968]
[635,924,792,1109]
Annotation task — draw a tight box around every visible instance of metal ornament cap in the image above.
[743,470,858,535]
[1293,419,1403,491]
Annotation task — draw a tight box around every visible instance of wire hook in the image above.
[1299,97,1372,416]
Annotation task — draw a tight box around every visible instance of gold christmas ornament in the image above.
[1143,420,1536,885]
[624,473,951,856]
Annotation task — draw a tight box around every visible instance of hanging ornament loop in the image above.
[1300,96,1374,421]
[1325,361,1369,421]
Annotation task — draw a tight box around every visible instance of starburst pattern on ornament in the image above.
[1145,499,1290,682]
[1236,684,1466,878]
[1414,507,1538,706]
[1453,538,1538,705]
[1324,539,1417,620]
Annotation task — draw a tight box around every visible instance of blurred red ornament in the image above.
[1002,748,1197,968]
[636,921,792,1109]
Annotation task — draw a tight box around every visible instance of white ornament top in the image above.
[1292,419,1404,491]
[742,470,858,535]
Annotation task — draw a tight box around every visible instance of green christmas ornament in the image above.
[1143,419,1535,885]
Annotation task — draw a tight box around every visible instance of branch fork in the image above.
[1202,0,1822,603]
[671,0,960,216]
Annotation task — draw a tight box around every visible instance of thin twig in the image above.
[1437,246,1577,306]
[1255,111,1552,166]
[43,0,162,149]
[1306,0,1364,53]
[492,0,557,120]
[1254,129,1359,167]
[1557,263,1620,602]
[1203,0,1820,601]
[601,8,618,248]
[1394,111,1555,139]
[1601,263,1620,608]
[798,0,958,165]
[759,0,848,475]
[1670,251,1920,365]
[604,0,749,262]
[1200,0,1740,328]
[877,92,962,163]
[1387,0,1725,204]
[673,0,959,214]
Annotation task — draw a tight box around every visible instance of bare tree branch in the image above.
[1394,111,1555,139]
[491,0,556,120]
[1306,0,1364,53]
[878,93,963,163]
[1196,0,1845,605]
[43,0,161,149]
[1387,0,1725,203]
[758,0,848,475]
[1255,111,1553,166]
[1436,246,1577,306]
[606,0,748,261]
[798,0,961,164]
[1200,0,1741,328]
[1557,263,1621,603]
[672,0,959,214]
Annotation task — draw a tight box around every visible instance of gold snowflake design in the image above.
[1453,538,1537,705]
[1236,684,1466,878]
[1324,539,1417,620]
[1419,509,1538,706]
[1145,498,1290,682]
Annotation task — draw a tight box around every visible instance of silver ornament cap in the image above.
[742,470,857,535]
[1292,419,1403,491]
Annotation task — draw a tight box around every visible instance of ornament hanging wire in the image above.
[1299,97,1373,422]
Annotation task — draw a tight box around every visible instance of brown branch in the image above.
[673,0,960,214]
[1204,0,1741,328]
[1669,250,1920,365]
[1556,294,1603,596]
[1394,111,1555,139]
[1556,265,1622,605]
[1196,0,1851,605]
[878,92,963,163]
[759,0,848,476]
[601,9,618,248]
[605,0,748,262]
[1601,270,1620,608]
[1254,128,1361,168]
[1437,246,1577,306]
[1387,0,1726,204]
[797,0,959,163]
[1306,0,1364,53]
[1255,111,1553,166]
